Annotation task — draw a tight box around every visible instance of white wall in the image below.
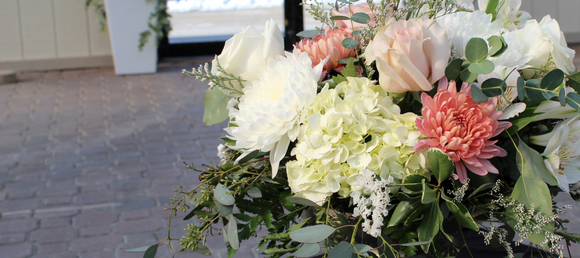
[0,0,112,63]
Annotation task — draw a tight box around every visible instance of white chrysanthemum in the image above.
[286,77,428,204]
[436,10,505,60]
[226,52,325,177]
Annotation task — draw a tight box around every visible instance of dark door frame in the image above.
[157,0,304,59]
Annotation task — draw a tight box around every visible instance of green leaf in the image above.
[388,197,422,227]
[488,35,507,57]
[470,84,489,103]
[485,0,500,19]
[560,86,567,107]
[505,114,538,135]
[481,78,506,97]
[460,70,479,83]
[509,176,554,245]
[262,232,290,240]
[418,202,441,252]
[517,77,526,101]
[566,92,580,112]
[261,210,273,228]
[427,148,455,184]
[214,183,235,206]
[399,241,431,246]
[342,38,360,49]
[286,196,319,207]
[468,59,495,74]
[194,244,212,255]
[351,12,370,24]
[297,30,321,38]
[330,15,351,20]
[238,149,259,164]
[377,236,396,258]
[341,58,357,77]
[144,244,158,258]
[290,225,336,243]
[465,38,488,63]
[203,86,231,126]
[329,241,354,258]
[219,137,236,146]
[354,244,373,254]
[233,213,252,222]
[421,179,437,204]
[567,72,580,92]
[337,57,358,65]
[517,140,558,186]
[295,243,321,257]
[445,59,463,80]
[525,79,546,102]
[541,69,564,90]
[122,246,150,252]
[445,200,479,231]
[247,188,262,198]
[402,174,428,192]
[249,215,259,231]
[216,201,233,217]
[262,246,300,255]
[227,214,239,250]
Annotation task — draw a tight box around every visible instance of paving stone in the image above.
[43,196,72,206]
[0,198,40,211]
[0,242,33,258]
[112,218,162,235]
[38,185,79,197]
[74,210,118,227]
[109,179,151,191]
[35,252,78,258]
[121,209,150,220]
[36,242,69,254]
[80,225,111,237]
[41,217,71,228]
[69,234,122,252]
[123,232,157,245]
[80,251,113,258]
[0,233,26,244]
[30,227,78,243]
[74,191,115,205]
[115,198,156,211]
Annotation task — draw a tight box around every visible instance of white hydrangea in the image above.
[286,77,428,204]
[226,52,325,177]
[351,170,395,237]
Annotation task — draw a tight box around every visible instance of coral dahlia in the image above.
[413,81,511,183]
[294,27,357,72]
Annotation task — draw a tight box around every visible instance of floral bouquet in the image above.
[131,0,580,257]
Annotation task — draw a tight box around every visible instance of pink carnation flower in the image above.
[414,80,512,183]
[294,27,357,72]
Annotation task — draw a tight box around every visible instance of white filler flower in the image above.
[226,52,325,177]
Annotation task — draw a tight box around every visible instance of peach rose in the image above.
[331,3,376,32]
[364,18,450,93]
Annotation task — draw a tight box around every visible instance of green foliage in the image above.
[289,225,336,243]
[487,35,508,57]
[465,38,489,63]
[417,202,442,252]
[485,0,500,20]
[470,84,489,103]
[295,243,321,257]
[85,0,107,32]
[444,59,463,81]
[144,244,158,258]
[351,12,371,23]
[342,38,361,49]
[427,149,455,185]
[139,0,171,51]
[202,86,231,126]
[296,30,322,38]
[328,241,353,258]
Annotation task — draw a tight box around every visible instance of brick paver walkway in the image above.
[0,59,579,258]
[0,60,261,258]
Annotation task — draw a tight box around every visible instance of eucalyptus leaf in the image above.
[517,77,526,101]
[330,15,351,20]
[342,38,360,49]
[525,79,546,103]
[247,187,262,198]
[238,149,260,164]
[354,244,373,254]
[465,38,488,63]
[297,30,322,38]
[487,35,507,57]
[338,57,358,65]
[215,183,235,206]
[445,59,463,81]
[290,225,335,244]
[351,12,370,24]
[203,86,231,126]
[144,244,158,258]
[481,78,506,97]
[399,241,431,246]
[227,214,240,250]
[541,69,564,90]
[295,243,321,257]
[122,246,150,252]
[567,72,580,92]
[460,70,478,83]
[559,86,567,107]
[566,92,580,112]
[427,148,454,184]
[468,60,495,74]
[194,244,212,255]
[329,241,354,258]
[286,196,320,207]
[421,179,437,204]
[470,84,489,103]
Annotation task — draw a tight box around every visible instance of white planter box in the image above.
[104,0,157,75]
